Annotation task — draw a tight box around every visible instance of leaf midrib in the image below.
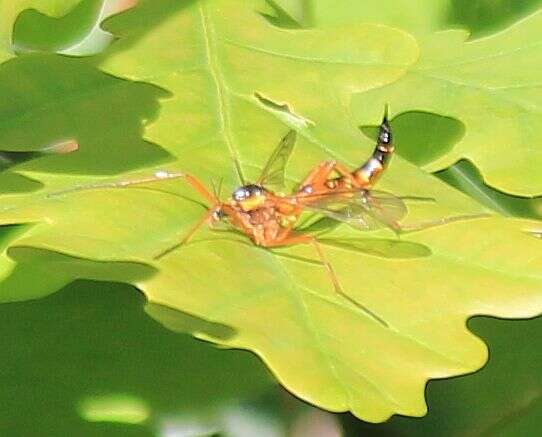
[199,2,241,180]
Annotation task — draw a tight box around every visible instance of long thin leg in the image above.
[397,213,491,234]
[298,161,363,195]
[299,161,337,188]
[266,234,388,327]
[310,237,388,327]
[47,171,217,204]
[154,209,215,260]
[298,109,393,192]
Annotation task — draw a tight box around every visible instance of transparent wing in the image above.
[303,189,407,231]
[257,130,297,189]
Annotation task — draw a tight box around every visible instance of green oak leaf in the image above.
[1,0,137,60]
[360,111,466,168]
[260,0,304,28]
[350,9,542,196]
[0,0,541,423]
[97,0,418,172]
[282,1,542,195]
[307,0,450,35]
[347,315,542,436]
[446,0,542,38]
[362,112,542,220]
[299,0,542,38]
[0,54,170,174]
[1,163,541,422]
[436,159,542,220]
[0,0,83,61]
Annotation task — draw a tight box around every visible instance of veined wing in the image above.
[303,189,407,231]
[257,130,297,189]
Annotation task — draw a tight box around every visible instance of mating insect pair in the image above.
[50,110,461,325]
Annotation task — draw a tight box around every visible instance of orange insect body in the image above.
[152,112,396,326]
[50,110,400,326]
[49,109,485,326]
[206,114,394,250]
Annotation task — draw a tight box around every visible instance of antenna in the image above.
[217,177,224,198]
[210,178,218,199]
[233,156,246,185]
[46,171,185,198]
[383,103,390,122]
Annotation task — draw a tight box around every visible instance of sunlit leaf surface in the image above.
[349,10,542,196]
[345,315,542,435]
[0,0,540,424]
[282,1,542,195]
[308,0,450,35]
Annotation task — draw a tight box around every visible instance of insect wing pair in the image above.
[249,129,408,233]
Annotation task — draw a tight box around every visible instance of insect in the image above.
[49,110,481,326]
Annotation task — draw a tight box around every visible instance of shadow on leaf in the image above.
[97,0,200,62]
[360,111,465,167]
[0,246,157,302]
[145,302,236,341]
[446,0,542,38]
[0,53,171,174]
[435,159,542,220]
[320,237,432,259]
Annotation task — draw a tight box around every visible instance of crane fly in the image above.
[48,110,483,326]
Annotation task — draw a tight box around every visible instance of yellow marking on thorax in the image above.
[239,194,266,211]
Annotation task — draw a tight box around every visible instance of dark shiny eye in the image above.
[233,187,247,201]
[232,184,265,201]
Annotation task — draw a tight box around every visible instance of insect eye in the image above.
[233,188,247,201]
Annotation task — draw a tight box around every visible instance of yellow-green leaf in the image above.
[0,0,540,424]
[0,0,82,61]
[350,10,542,196]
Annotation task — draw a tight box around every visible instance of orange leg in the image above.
[298,161,361,194]
[154,208,215,260]
[299,161,337,188]
[46,170,222,260]
[183,174,218,204]
[299,109,394,193]
[265,233,388,327]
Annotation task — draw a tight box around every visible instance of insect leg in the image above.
[309,237,388,327]
[298,161,338,191]
[154,208,215,260]
[396,213,491,234]
[267,234,388,327]
[298,161,366,195]
[47,171,217,204]
[183,174,217,204]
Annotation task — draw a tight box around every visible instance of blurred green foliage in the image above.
[447,0,542,37]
